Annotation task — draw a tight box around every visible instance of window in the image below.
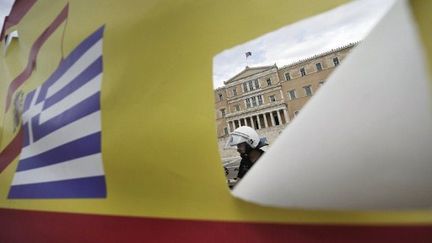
[333,57,339,66]
[232,88,237,96]
[288,90,297,100]
[220,108,226,117]
[316,63,322,71]
[303,85,313,96]
[246,98,251,108]
[300,67,306,77]
[245,95,263,108]
[284,72,291,81]
[234,105,240,112]
[251,96,257,107]
[224,127,228,135]
[218,93,223,101]
[254,79,259,89]
[266,78,271,86]
[257,95,263,105]
[269,95,276,102]
[243,79,259,93]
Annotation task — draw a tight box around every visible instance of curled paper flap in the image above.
[232,0,432,210]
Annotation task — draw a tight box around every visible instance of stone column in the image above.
[263,113,268,128]
[270,112,275,127]
[276,109,282,125]
[247,117,252,127]
[250,116,255,129]
[283,109,289,123]
[255,115,261,129]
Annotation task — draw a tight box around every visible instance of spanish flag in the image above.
[0,0,431,242]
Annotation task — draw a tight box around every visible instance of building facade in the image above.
[215,44,356,158]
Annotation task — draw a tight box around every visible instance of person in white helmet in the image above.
[226,126,268,181]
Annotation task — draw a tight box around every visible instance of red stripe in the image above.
[0,127,23,173]
[0,0,37,41]
[4,4,69,112]
[0,208,431,243]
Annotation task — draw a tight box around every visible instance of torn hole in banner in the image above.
[230,0,432,210]
[213,0,395,190]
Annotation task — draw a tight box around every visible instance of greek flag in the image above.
[8,26,106,198]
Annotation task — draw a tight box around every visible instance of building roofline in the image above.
[215,42,359,90]
[223,64,277,85]
[280,42,359,69]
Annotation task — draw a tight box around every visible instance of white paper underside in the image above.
[232,0,432,210]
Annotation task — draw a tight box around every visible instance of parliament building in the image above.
[215,43,356,158]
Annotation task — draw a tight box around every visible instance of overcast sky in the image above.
[0,0,13,27]
[213,0,395,88]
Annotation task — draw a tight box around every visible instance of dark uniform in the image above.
[236,140,267,179]
[237,158,254,179]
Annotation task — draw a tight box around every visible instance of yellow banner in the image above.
[0,0,431,225]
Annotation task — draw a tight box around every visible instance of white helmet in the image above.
[226,126,260,149]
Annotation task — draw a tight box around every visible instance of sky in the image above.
[213,0,395,88]
[0,0,13,28]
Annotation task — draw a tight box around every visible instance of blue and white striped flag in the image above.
[8,26,106,198]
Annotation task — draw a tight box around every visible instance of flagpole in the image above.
[245,52,251,67]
